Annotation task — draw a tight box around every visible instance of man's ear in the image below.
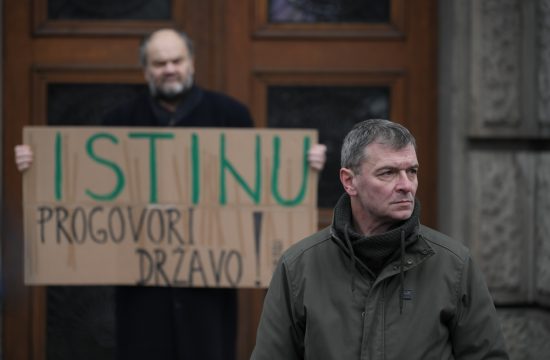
[339,168,357,196]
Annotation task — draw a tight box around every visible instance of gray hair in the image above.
[341,119,416,172]
[139,29,195,67]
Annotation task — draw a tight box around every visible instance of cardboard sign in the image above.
[23,127,318,288]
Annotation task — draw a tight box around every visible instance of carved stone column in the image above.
[439,0,550,358]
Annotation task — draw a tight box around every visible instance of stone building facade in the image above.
[439,0,550,358]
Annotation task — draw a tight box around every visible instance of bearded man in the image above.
[15,28,327,360]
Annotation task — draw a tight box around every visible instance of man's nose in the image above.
[163,62,176,73]
[396,171,414,192]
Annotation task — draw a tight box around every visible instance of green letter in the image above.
[191,133,200,205]
[129,132,174,203]
[55,132,62,201]
[85,133,125,201]
[271,136,310,206]
[220,134,261,205]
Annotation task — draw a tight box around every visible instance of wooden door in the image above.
[222,3,437,355]
[2,0,437,359]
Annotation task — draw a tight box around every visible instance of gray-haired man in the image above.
[251,119,508,360]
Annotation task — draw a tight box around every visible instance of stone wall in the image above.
[439,0,550,358]
[0,0,3,356]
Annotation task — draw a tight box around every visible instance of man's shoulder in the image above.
[200,88,248,109]
[192,86,253,127]
[281,227,334,264]
[419,224,470,261]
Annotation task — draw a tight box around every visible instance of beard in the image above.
[148,74,194,102]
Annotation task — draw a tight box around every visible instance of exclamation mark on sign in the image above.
[253,211,263,287]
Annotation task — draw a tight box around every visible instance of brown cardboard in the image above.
[23,126,318,288]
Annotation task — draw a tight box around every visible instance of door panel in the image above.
[255,0,403,37]
[2,0,437,359]
[224,2,437,356]
[252,71,404,210]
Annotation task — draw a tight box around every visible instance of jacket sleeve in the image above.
[451,256,509,359]
[250,258,304,360]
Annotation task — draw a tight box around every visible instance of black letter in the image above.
[188,207,195,245]
[127,206,147,243]
[55,207,72,244]
[37,206,53,243]
[188,249,208,286]
[209,249,226,286]
[172,247,188,286]
[154,249,171,285]
[108,206,125,244]
[89,206,107,244]
[71,207,87,244]
[147,209,165,244]
[166,208,184,245]
[136,248,153,285]
[225,250,243,287]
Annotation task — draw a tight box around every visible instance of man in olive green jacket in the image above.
[251,119,508,359]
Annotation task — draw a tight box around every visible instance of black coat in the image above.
[104,85,253,360]
[103,85,253,128]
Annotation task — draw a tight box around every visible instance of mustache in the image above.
[161,74,182,80]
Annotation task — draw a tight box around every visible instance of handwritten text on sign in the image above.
[23,127,318,288]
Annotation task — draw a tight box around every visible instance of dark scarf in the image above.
[332,193,420,276]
